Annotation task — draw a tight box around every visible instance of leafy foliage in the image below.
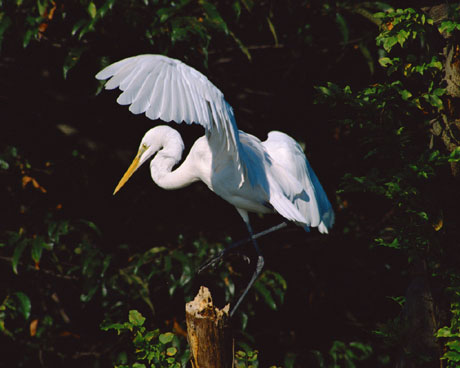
[0,145,287,366]
[316,6,460,367]
[0,0,253,75]
[312,341,374,368]
[101,310,186,367]
[437,298,460,367]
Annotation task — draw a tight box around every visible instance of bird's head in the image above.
[112,128,161,195]
[112,125,182,195]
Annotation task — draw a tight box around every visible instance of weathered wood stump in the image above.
[185,286,231,368]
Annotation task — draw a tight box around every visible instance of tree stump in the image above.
[185,286,231,368]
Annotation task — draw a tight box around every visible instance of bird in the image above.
[96,54,334,316]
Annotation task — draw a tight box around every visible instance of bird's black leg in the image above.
[197,222,287,274]
[229,222,265,317]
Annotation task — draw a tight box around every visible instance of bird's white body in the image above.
[97,54,334,233]
[146,129,270,213]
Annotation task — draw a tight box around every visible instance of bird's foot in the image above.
[241,253,251,264]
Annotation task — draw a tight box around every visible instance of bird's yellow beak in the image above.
[113,145,148,195]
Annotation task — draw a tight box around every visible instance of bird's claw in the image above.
[242,254,251,264]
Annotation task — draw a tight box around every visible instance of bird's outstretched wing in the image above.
[263,131,335,233]
[95,54,248,185]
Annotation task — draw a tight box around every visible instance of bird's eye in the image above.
[141,143,148,149]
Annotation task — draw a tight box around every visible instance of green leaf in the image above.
[437,326,459,338]
[253,280,277,310]
[23,28,36,48]
[266,17,278,46]
[14,292,31,319]
[132,363,146,368]
[335,13,349,45]
[0,14,12,51]
[0,158,9,169]
[396,29,410,47]
[439,20,458,34]
[12,239,28,274]
[37,0,47,16]
[236,350,246,359]
[143,330,157,342]
[432,88,446,97]
[233,1,241,19]
[240,311,248,330]
[170,22,188,44]
[63,46,86,79]
[157,7,174,23]
[80,283,99,303]
[128,310,145,327]
[399,89,412,100]
[31,236,45,263]
[381,36,398,52]
[98,0,116,18]
[418,211,428,220]
[81,219,102,236]
[101,254,111,277]
[425,93,443,110]
[448,148,460,162]
[87,2,97,18]
[166,347,177,356]
[284,352,297,368]
[159,332,174,344]
[100,322,125,332]
[375,237,400,249]
[444,350,460,363]
[71,19,87,36]
[446,340,460,353]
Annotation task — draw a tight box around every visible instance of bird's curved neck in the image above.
[149,130,197,190]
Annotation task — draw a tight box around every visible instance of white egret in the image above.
[96,54,334,315]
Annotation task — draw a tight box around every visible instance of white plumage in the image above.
[96,54,334,233]
[97,54,334,315]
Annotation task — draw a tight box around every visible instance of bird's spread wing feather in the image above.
[96,54,248,185]
[263,131,335,233]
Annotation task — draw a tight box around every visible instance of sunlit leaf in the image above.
[132,363,146,368]
[166,347,177,356]
[87,2,97,19]
[159,332,174,344]
[100,322,126,332]
[129,310,146,327]
[37,0,47,17]
[437,326,459,338]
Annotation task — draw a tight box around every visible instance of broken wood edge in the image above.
[185,286,231,368]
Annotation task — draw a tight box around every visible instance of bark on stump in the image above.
[185,286,231,368]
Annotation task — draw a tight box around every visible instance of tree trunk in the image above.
[185,286,231,368]
[423,4,460,176]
